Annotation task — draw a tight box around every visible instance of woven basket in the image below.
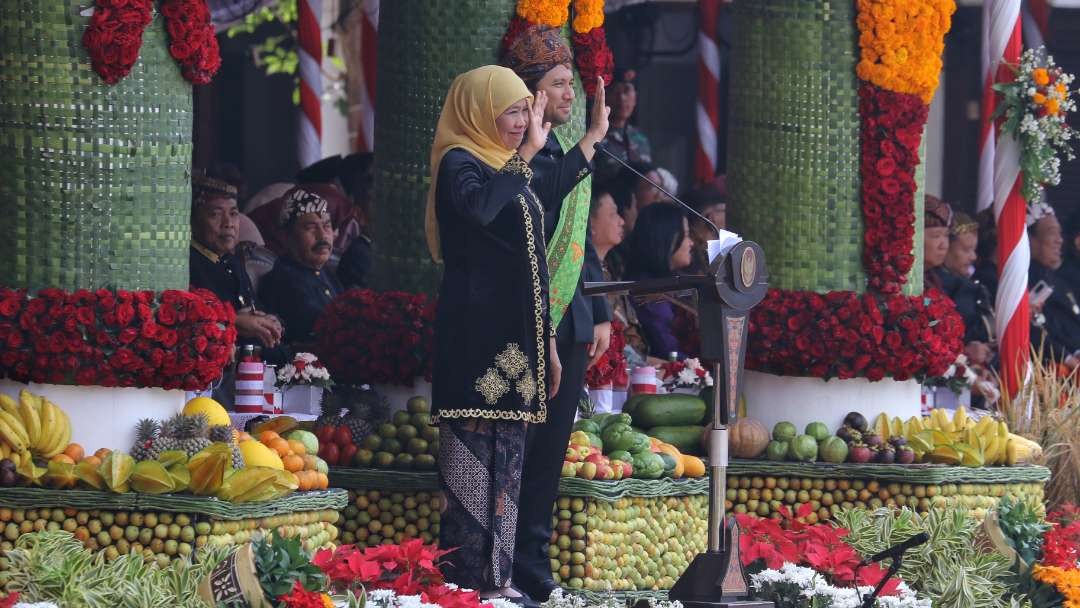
[726,0,864,293]
[0,1,193,293]
[370,0,521,294]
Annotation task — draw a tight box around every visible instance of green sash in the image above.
[546,125,591,328]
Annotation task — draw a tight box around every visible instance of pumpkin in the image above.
[681,455,706,478]
[726,418,770,459]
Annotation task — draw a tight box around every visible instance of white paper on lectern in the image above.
[707,230,742,262]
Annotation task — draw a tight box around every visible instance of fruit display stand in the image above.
[0,488,346,575]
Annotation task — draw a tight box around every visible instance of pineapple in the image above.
[131,419,160,462]
[342,386,390,444]
[316,396,344,429]
[158,414,213,458]
[209,425,244,470]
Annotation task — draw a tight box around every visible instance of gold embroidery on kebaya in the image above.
[474,368,509,405]
[502,153,534,181]
[495,344,528,379]
[516,375,537,403]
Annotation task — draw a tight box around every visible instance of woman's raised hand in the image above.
[519,90,551,163]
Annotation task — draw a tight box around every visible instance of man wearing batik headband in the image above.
[500,26,611,603]
[1026,201,1080,367]
[257,186,344,352]
[190,172,283,350]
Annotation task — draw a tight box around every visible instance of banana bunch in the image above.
[902,406,1041,467]
[0,390,72,464]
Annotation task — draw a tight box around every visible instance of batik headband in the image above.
[192,173,238,207]
[278,187,330,227]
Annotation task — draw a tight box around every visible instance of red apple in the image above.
[610,460,625,480]
[333,426,353,447]
[596,463,614,480]
[617,460,633,478]
[315,425,334,445]
[565,447,580,463]
[340,443,358,465]
[577,461,597,480]
[585,453,607,466]
[319,442,341,467]
[561,462,577,478]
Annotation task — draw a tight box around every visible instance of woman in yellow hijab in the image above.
[427,65,562,599]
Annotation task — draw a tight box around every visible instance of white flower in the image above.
[676,368,699,386]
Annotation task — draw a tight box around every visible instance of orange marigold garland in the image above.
[516,0,569,28]
[1032,565,1080,608]
[855,0,955,104]
[572,0,604,34]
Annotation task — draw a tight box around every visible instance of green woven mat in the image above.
[726,0,864,293]
[0,488,347,519]
[330,467,440,492]
[0,1,193,292]
[563,588,671,605]
[726,460,1051,484]
[558,477,710,500]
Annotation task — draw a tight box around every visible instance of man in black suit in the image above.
[501,26,612,603]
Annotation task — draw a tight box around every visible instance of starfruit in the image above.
[16,455,46,486]
[74,460,106,490]
[130,460,175,494]
[218,468,298,503]
[168,463,190,492]
[99,451,135,493]
[43,461,77,490]
[927,445,961,465]
[954,442,985,468]
[157,450,189,469]
[187,443,231,496]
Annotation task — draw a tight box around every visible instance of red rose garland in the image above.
[82,0,220,86]
[572,27,615,98]
[82,0,155,85]
[859,84,928,294]
[747,289,964,382]
[584,319,626,387]
[160,0,221,85]
[0,287,235,390]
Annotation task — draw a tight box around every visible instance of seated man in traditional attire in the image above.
[190,172,283,349]
[1027,202,1080,369]
[258,186,344,355]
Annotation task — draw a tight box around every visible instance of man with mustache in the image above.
[258,186,344,353]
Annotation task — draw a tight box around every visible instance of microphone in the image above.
[859,532,929,565]
[592,142,722,241]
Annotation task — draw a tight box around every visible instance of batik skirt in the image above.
[437,418,527,591]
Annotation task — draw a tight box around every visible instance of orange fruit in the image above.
[316,472,329,490]
[51,454,75,465]
[287,439,307,456]
[296,470,313,491]
[301,454,319,471]
[236,431,253,443]
[63,444,85,462]
[82,455,102,467]
[258,430,280,444]
[269,438,291,457]
[282,454,305,473]
[94,448,112,460]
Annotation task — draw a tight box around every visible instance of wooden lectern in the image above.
[584,240,771,607]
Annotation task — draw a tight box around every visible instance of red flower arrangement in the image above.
[859,84,929,294]
[738,503,903,595]
[82,0,155,85]
[314,539,482,608]
[161,0,221,85]
[572,27,615,98]
[746,288,964,382]
[82,0,221,86]
[1041,504,1080,570]
[278,582,334,608]
[0,287,235,390]
[585,319,627,388]
[314,289,436,387]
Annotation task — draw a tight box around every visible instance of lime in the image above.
[407,397,430,414]
[394,453,415,469]
[374,452,395,468]
[362,435,382,451]
[355,449,374,467]
[382,438,402,454]
[392,411,412,426]
[377,423,397,439]
[414,454,436,470]
[407,438,428,455]
[397,425,418,442]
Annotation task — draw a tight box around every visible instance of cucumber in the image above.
[622,394,651,419]
[632,394,707,428]
[648,425,706,455]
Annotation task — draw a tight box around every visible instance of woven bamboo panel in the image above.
[370,0,518,294]
[726,0,864,293]
[0,1,193,293]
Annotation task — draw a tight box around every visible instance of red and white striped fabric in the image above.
[297,0,323,167]
[694,0,721,184]
[980,0,1029,395]
[353,0,378,152]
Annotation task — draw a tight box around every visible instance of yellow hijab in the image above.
[425,65,533,262]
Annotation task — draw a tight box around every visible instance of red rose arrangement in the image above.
[314,289,436,387]
[572,27,615,98]
[160,0,222,85]
[1041,504,1080,570]
[82,0,154,85]
[278,582,334,608]
[859,84,929,294]
[0,287,235,390]
[82,0,220,86]
[747,288,963,382]
[585,319,626,388]
[314,539,483,608]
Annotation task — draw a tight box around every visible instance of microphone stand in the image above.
[860,557,904,608]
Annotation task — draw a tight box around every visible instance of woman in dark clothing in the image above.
[423,65,566,599]
[625,203,694,359]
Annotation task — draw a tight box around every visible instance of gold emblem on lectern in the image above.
[740,247,756,288]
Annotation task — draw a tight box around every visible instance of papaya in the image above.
[130,460,175,494]
[648,425,706,455]
[656,443,685,478]
[681,454,706,478]
[657,452,679,478]
[252,415,299,437]
[631,394,707,428]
